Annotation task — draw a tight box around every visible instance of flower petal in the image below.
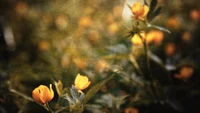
[142,5,149,17]
[40,84,54,104]
[32,87,43,104]
[82,81,91,90]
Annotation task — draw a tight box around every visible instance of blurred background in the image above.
[0,0,200,113]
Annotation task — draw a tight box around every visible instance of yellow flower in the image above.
[147,30,164,45]
[131,2,149,20]
[32,84,54,104]
[74,74,91,91]
[166,16,180,29]
[164,43,176,56]
[131,30,163,46]
[175,66,194,82]
[16,1,28,15]
[124,107,139,113]
[95,60,110,72]
[108,22,119,35]
[73,57,87,69]
[131,31,154,46]
[38,40,50,51]
[190,9,200,21]
[131,32,145,45]
[78,16,92,28]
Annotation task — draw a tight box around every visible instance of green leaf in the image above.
[150,0,158,13]
[147,24,171,33]
[153,7,162,17]
[117,95,129,109]
[127,4,132,10]
[147,0,163,21]
[54,80,63,96]
[82,73,116,105]
[70,105,84,113]
[148,7,162,21]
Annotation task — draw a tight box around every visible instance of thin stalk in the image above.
[129,54,145,77]
[55,97,61,108]
[55,106,69,113]
[8,81,51,112]
[9,88,34,102]
[46,102,54,113]
[138,34,160,102]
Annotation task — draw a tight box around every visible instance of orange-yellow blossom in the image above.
[78,16,92,28]
[131,2,149,20]
[131,31,154,45]
[166,16,180,29]
[175,66,194,82]
[74,74,91,91]
[124,107,139,113]
[32,84,54,104]
[131,30,164,46]
[131,32,145,45]
[147,30,164,44]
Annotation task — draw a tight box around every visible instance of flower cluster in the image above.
[32,74,90,105]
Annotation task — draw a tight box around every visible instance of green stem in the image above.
[46,102,54,113]
[138,34,160,102]
[129,54,145,77]
[55,97,61,109]
[7,81,50,112]
[55,106,69,113]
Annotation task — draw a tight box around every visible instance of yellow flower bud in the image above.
[74,74,91,91]
[32,84,54,104]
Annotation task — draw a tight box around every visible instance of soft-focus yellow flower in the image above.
[190,9,200,21]
[96,60,110,72]
[88,30,100,44]
[124,107,139,113]
[78,16,92,28]
[164,43,176,56]
[108,22,119,35]
[131,2,149,20]
[106,14,115,24]
[131,30,164,46]
[179,67,194,79]
[131,33,144,45]
[74,74,91,91]
[16,1,28,15]
[73,57,87,69]
[182,31,192,42]
[38,40,50,51]
[131,31,154,46]
[147,30,164,45]
[175,66,194,82]
[55,15,68,29]
[32,84,54,104]
[166,16,180,29]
